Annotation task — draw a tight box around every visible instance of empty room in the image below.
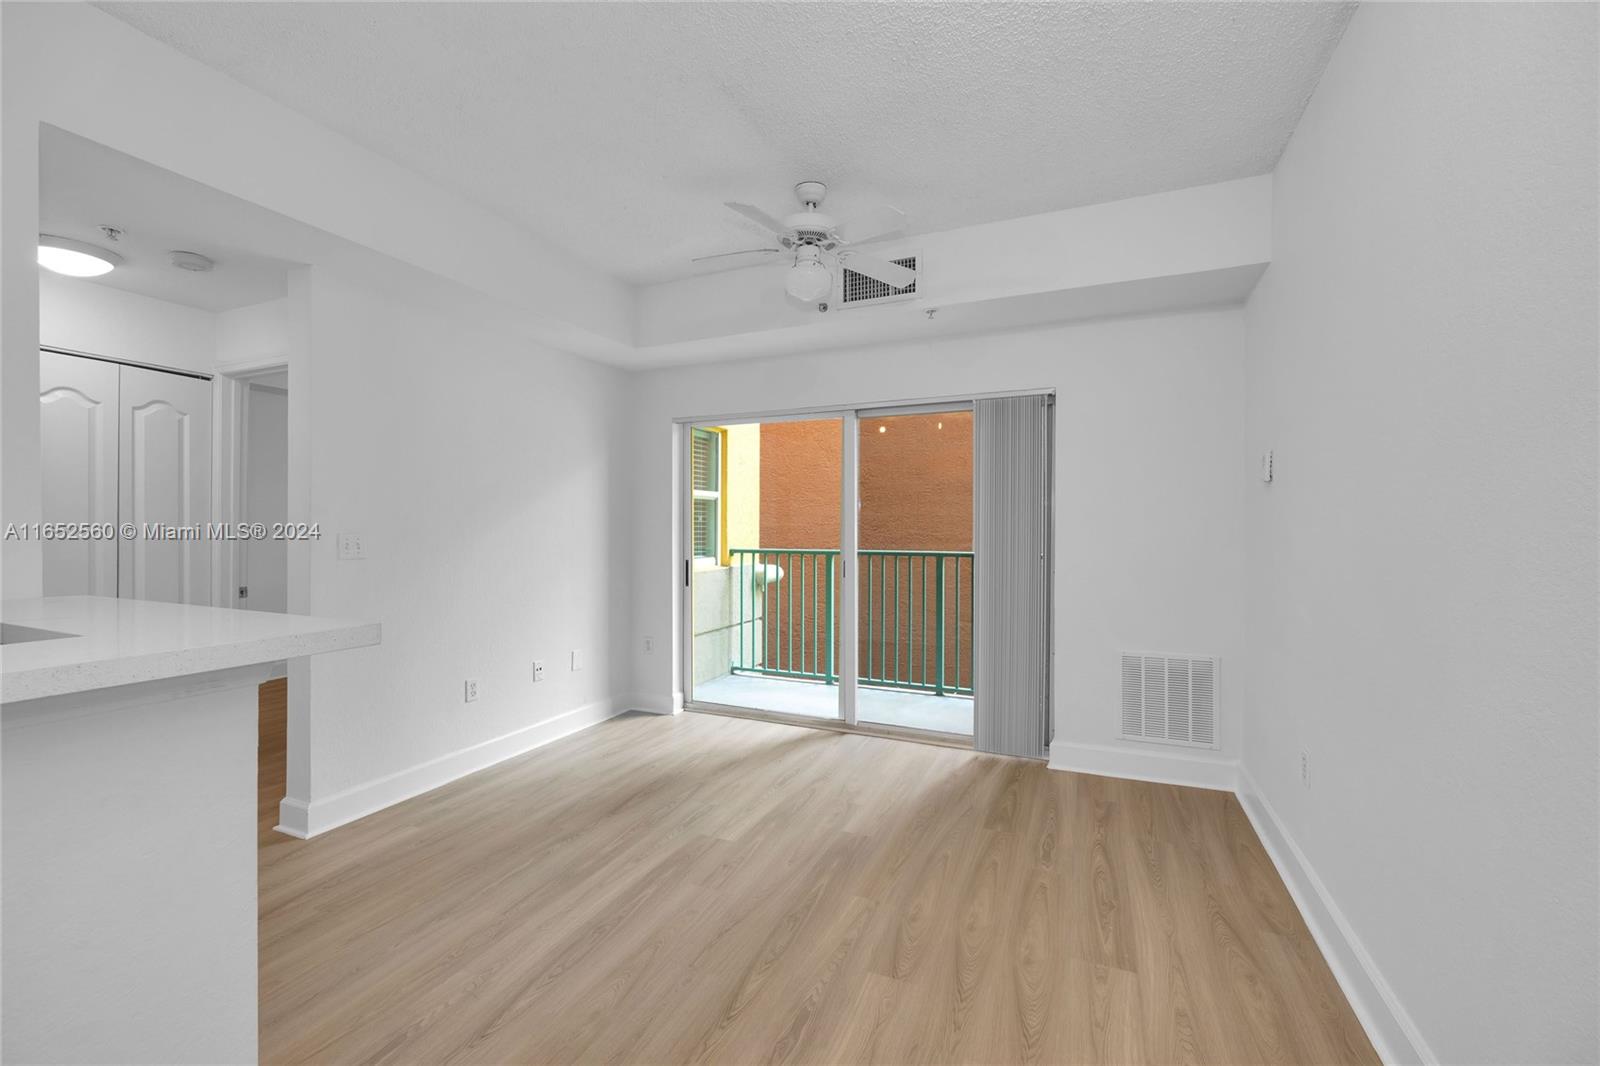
[1,3,1595,1064]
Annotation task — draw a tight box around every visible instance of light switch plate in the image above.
[337,532,366,560]
[570,649,582,671]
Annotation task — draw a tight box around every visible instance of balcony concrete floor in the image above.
[693,673,973,736]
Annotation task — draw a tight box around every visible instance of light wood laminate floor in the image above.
[259,677,288,847]
[258,708,1377,1065]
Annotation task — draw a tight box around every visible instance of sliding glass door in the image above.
[855,407,975,736]
[686,417,843,721]
[685,394,1051,754]
[685,403,978,740]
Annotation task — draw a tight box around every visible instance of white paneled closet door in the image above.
[972,393,1054,759]
[117,364,212,604]
[39,351,119,596]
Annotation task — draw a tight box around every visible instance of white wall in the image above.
[1240,4,1598,1064]
[627,308,1248,771]
[215,297,288,371]
[39,273,215,374]
[287,267,631,831]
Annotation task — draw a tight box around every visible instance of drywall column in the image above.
[280,268,315,833]
[1,54,42,597]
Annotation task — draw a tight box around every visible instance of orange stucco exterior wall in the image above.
[858,411,973,552]
[756,419,842,550]
[755,412,973,550]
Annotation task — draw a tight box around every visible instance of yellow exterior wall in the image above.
[725,422,760,553]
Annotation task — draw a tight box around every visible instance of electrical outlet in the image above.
[532,660,546,683]
[337,532,366,560]
[464,678,479,703]
[643,636,654,654]
[570,649,583,671]
[1300,750,1310,788]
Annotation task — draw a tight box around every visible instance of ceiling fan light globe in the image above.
[785,259,831,302]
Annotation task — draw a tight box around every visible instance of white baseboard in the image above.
[629,690,683,716]
[273,798,310,838]
[281,698,627,839]
[1047,739,1239,791]
[1236,767,1433,1066]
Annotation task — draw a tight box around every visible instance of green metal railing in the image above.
[728,548,974,697]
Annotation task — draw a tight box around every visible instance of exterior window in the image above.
[691,428,722,562]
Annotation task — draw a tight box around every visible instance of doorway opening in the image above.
[237,374,288,613]
[216,362,292,845]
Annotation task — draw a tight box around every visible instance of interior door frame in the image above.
[214,360,287,609]
[238,379,288,611]
[676,390,1029,745]
[839,411,859,726]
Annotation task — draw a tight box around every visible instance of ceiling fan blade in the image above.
[724,202,789,235]
[835,205,906,245]
[841,252,916,289]
[691,248,781,263]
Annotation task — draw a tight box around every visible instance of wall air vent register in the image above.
[1120,653,1217,748]
[841,255,919,306]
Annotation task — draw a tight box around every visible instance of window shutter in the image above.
[690,428,722,560]
[692,430,719,492]
[692,499,717,558]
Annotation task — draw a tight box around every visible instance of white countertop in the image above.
[1,596,380,703]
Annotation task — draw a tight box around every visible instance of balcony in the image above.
[692,548,974,736]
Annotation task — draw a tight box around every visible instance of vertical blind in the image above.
[973,394,1053,759]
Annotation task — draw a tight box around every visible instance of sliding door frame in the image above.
[679,410,850,725]
[676,387,1052,748]
[838,410,860,726]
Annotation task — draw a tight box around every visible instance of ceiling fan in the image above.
[694,181,916,304]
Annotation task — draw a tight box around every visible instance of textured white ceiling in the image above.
[98,2,1353,285]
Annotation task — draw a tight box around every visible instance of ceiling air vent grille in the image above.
[841,255,918,306]
[1120,653,1217,749]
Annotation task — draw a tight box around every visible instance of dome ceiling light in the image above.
[784,246,832,303]
[37,234,122,278]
